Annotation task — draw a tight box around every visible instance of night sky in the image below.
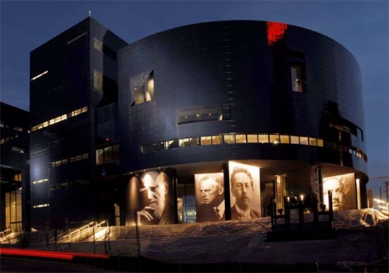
[1,1,388,197]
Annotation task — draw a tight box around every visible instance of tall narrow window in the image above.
[94,70,103,93]
[94,38,103,52]
[130,70,154,106]
[291,65,303,92]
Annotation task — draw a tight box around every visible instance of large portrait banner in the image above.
[126,170,175,226]
[322,173,356,211]
[228,161,261,220]
[194,173,225,222]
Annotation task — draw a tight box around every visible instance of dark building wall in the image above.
[29,17,127,229]
[118,21,367,178]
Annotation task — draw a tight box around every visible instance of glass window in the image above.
[94,70,103,93]
[179,138,190,147]
[258,134,269,143]
[247,134,258,143]
[94,38,103,52]
[280,135,290,144]
[212,135,221,145]
[317,139,324,147]
[223,134,235,144]
[130,70,154,105]
[235,134,246,143]
[309,137,317,146]
[201,136,212,146]
[291,65,304,92]
[269,134,280,144]
[290,136,299,144]
[104,147,113,162]
[300,136,308,145]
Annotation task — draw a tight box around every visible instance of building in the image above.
[29,17,127,230]
[28,18,368,230]
[0,102,30,232]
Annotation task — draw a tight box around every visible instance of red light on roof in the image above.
[105,137,109,141]
[267,22,288,46]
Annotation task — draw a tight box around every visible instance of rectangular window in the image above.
[258,134,269,143]
[291,65,304,92]
[299,136,309,145]
[317,139,324,147]
[13,173,22,182]
[269,134,280,144]
[178,105,231,125]
[212,135,221,145]
[94,70,103,93]
[247,134,258,143]
[200,136,212,146]
[12,146,25,154]
[309,137,317,146]
[93,38,103,52]
[280,135,290,144]
[223,134,235,144]
[130,70,154,106]
[290,136,299,144]
[235,134,246,143]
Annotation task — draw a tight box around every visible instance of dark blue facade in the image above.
[118,21,367,178]
[26,19,368,230]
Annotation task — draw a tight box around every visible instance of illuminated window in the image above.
[130,70,154,105]
[12,146,25,154]
[309,137,317,146]
[94,38,103,52]
[212,135,221,145]
[75,155,82,161]
[70,157,75,163]
[96,149,103,165]
[269,134,280,144]
[13,173,22,182]
[223,134,235,144]
[179,138,199,147]
[201,136,212,146]
[82,153,89,159]
[94,70,103,93]
[5,191,22,232]
[291,65,303,92]
[61,159,68,165]
[290,136,299,144]
[258,134,269,143]
[317,139,324,147]
[247,134,258,143]
[280,135,290,144]
[300,136,308,145]
[235,134,246,143]
[31,70,48,81]
[178,105,231,125]
[13,126,23,132]
[33,203,49,209]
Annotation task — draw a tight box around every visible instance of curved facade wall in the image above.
[118,21,368,223]
[118,21,366,174]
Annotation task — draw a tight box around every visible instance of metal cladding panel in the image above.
[118,21,367,174]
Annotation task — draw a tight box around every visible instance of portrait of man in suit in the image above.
[137,171,175,225]
[195,173,225,222]
[230,166,260,220]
